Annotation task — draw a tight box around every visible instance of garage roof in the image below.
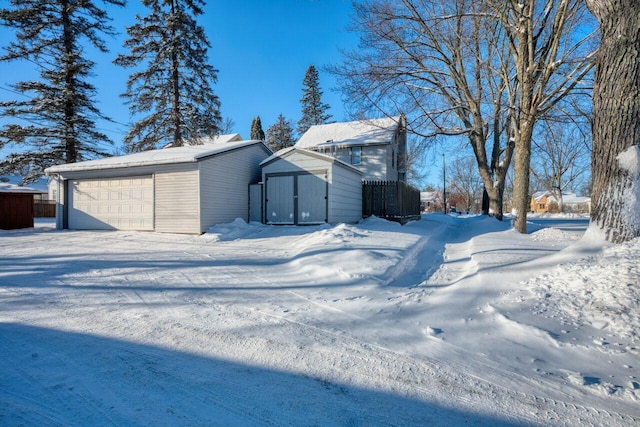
[46,140,266,174]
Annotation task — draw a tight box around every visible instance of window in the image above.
[392,149,395,168]
[351,146,362,165]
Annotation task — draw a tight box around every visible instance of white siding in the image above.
[154,164,200,234]
[199,143,268,232]
[328,166,362,224]
[49,175,65,229]
[313,145,391,181]
[359,145,389,180]
[262,151,330,177]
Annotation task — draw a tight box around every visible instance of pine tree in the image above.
[297,65,332,135]
[266,114,294,152]
[250,116,265,141]
[115,0,221,151]
[0,0,124,182]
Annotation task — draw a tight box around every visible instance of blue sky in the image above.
[0,0,357,148]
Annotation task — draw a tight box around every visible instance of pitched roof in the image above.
[46,140,266,174]
[0,175,48,192]
[0,182,44,194]
[260,146,363,174]
[295,116,402,149]
[161,133,243,148]
[532,191,590,204]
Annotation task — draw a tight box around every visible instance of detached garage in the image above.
[46,140,272,233]
[260,147,363,225]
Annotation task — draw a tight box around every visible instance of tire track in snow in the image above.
[173,250,637,426]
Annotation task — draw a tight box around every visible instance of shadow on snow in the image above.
[0,322,522,426]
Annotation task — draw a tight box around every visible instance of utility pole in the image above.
[442,153,447,213]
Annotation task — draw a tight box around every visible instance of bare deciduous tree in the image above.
[450,156,484,213]
[531,121,591,211]
[498,0,596,232]
[332,0,595,229]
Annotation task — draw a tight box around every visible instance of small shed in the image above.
[0,181,43,229]
[46,140,272,234]
[260,147,363,225]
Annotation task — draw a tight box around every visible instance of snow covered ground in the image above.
[1,214,638,426]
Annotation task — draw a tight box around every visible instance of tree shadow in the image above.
[0,322,522,426]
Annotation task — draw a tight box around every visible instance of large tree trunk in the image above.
[587,0,640,243]
[511,0,537,234]
[512,122,535,233]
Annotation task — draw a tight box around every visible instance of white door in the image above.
[265,175,294,224]
[69,176,154,230]
[297,173,327,224]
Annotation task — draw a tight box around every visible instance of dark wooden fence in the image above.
[34,200,56,218]
[362,180,421,224]
[0,193,34,229]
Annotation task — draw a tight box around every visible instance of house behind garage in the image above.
[295,115,407,181]
[46,140,271,234]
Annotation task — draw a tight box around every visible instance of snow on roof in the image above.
[295,116,401,149]
[260,146,364,174]
[0,182,44,194]
[46,140,264,174]
[161,133,244,148]
[532,191,590,204]
[202,133,243,144]
[420,191,439,201]
[0,175,48,193]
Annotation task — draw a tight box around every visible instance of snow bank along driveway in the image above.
[1,214,638,426]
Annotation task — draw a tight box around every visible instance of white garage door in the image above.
[69,176,154,230]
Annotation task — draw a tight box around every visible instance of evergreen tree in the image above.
[266,114,294,152]
[250,116,265,141]
[0,0,124,182]
[115,0,221,151]
[297,65,332,135]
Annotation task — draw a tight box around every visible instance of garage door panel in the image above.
[69,176,154,231]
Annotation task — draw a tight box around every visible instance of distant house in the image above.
[46,140,271,233]
[420,191,440,213]
[0,180,44,229]
[530,191,591,214]
[1,175,55,218]
[295,116,407,182]
[0,175,48,201]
